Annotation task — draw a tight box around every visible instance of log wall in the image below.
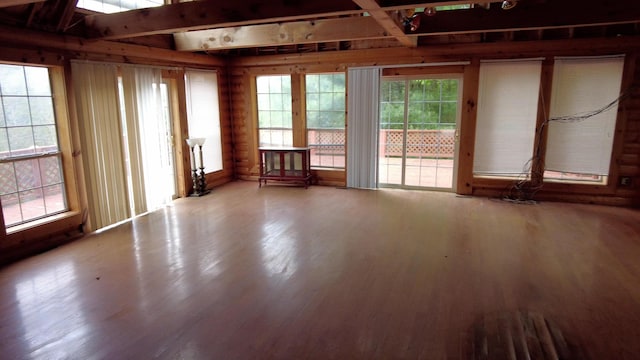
[230,37,640,206]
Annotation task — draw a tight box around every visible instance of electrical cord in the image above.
[502,85,635,203]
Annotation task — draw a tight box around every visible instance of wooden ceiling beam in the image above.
[352,0,417,47]
[232,35,640,67]
[413,0,640,36]
[0,24,224,67]
[379,0,502,11]
[0,0,45,8]
[174,17,394,52]
[56,0,79,32]
[84,0,363,40]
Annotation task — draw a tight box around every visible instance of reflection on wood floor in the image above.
[1,180,639,359]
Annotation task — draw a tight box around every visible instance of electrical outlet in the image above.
[619,176,632,187]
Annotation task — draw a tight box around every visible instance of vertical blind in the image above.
[545,56,625,175]
[473,60,542,176]
[72,62,130,230]
[346,67,380,189]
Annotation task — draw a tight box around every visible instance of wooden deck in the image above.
[1,180,639,359]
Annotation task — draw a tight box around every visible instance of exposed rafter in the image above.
[0,0,45,8]
[174,17,392,52]
[82,0,498,42]
[84,0,363,40]
[0,23,224,66]
[56,0,79,32]
[352,0,416,47]
[379,0,501,10]
[413,0,640,36]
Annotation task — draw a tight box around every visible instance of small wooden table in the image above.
[259,147,312,188]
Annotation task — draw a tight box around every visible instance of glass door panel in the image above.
[379,80,405,186]
[379,77,460,190]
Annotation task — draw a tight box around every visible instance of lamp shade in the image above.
[186,138,206,147]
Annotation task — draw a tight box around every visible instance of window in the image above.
[544,56,625,184]
[473,60,542,178]
[257,75,292,147]
[0,64,67,227]
[185,69,223,173]
[306,73,346,168]
[77,0,164,14]
[379,77,460,189]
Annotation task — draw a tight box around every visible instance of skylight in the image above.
[77,0,164,14]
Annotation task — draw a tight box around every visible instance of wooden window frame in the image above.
[2,65,81,245]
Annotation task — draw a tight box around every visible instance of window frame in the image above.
[472,60,543,180]
[255,74,294,148]
[542,56,625,186]
[305,72,346,169]
[471,55,632,196]
[1,64,80,237]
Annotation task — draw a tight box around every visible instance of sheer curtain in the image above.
[72,61,129,230]
[346,67,380,189]
[121,66,173,212]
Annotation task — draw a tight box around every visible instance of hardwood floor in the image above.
[1,180,639,359]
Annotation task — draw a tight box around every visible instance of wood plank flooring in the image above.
[1,180,640,359]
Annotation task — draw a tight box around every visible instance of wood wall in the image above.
[621,56,640,206]
[230,37,640,206]
[1,28,640,264]
[0,30,233,264]
[229,64,348,187]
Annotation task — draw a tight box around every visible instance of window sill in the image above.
[6,211,82,236]
[311,167,345,172]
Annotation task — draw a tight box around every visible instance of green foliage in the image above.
[380,79,459,130]
[435,4,471,10]
[1,64,58,154]
[306,73,346,129]
[257,75,293,129]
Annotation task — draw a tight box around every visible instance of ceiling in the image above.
[0,0,639,57]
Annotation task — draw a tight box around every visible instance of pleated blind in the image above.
[545,56,624,176]
[473,60,542,176]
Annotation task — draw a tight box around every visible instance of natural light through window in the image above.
[77,0,164,14]
[306,73,346,169]
[257,75,292,147]
[0,64,67,227]
[543,56,625,185]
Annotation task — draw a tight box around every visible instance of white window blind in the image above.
[473,60,542,176]
[185,69,223,173]
[545,56,625,176]
[346,67,380,189]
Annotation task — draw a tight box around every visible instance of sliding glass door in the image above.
[379,76,461,190]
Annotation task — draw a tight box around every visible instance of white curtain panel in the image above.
[121,66,172,212]
[545,56,625,175]
[473,60,542,176]
[346,67,381,189]
[72,61,129,230]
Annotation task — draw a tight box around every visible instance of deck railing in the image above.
[307,129,456,158]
